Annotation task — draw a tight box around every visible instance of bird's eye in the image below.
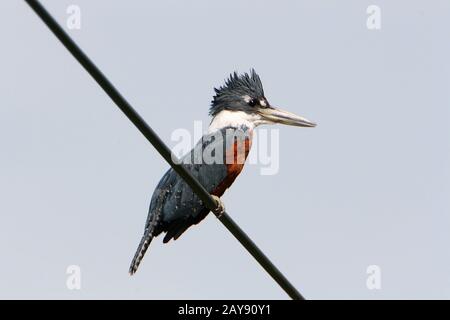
[248,98,257,107]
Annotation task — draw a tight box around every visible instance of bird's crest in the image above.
[210,69,265,116]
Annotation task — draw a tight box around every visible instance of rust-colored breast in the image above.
[212,135,252,197]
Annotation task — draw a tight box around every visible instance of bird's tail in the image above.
[129,230,153,275]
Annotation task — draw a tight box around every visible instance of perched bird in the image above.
[129,69,315,275]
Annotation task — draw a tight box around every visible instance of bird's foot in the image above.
[211,195,225,218]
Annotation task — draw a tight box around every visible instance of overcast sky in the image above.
[0,0,449,299]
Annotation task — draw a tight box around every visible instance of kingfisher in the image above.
[129,69,316,275]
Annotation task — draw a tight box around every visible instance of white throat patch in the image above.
[208,110,264,133]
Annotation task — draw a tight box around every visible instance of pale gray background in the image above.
[0,0,449,299]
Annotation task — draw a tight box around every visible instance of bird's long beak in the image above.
[258,107,316,127]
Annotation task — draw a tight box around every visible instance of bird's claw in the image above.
[211,195,225,218]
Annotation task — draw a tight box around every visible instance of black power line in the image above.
[24,0,305,300]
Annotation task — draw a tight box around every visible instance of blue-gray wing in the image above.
[129,127,250,274]
[145,132,230,242]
